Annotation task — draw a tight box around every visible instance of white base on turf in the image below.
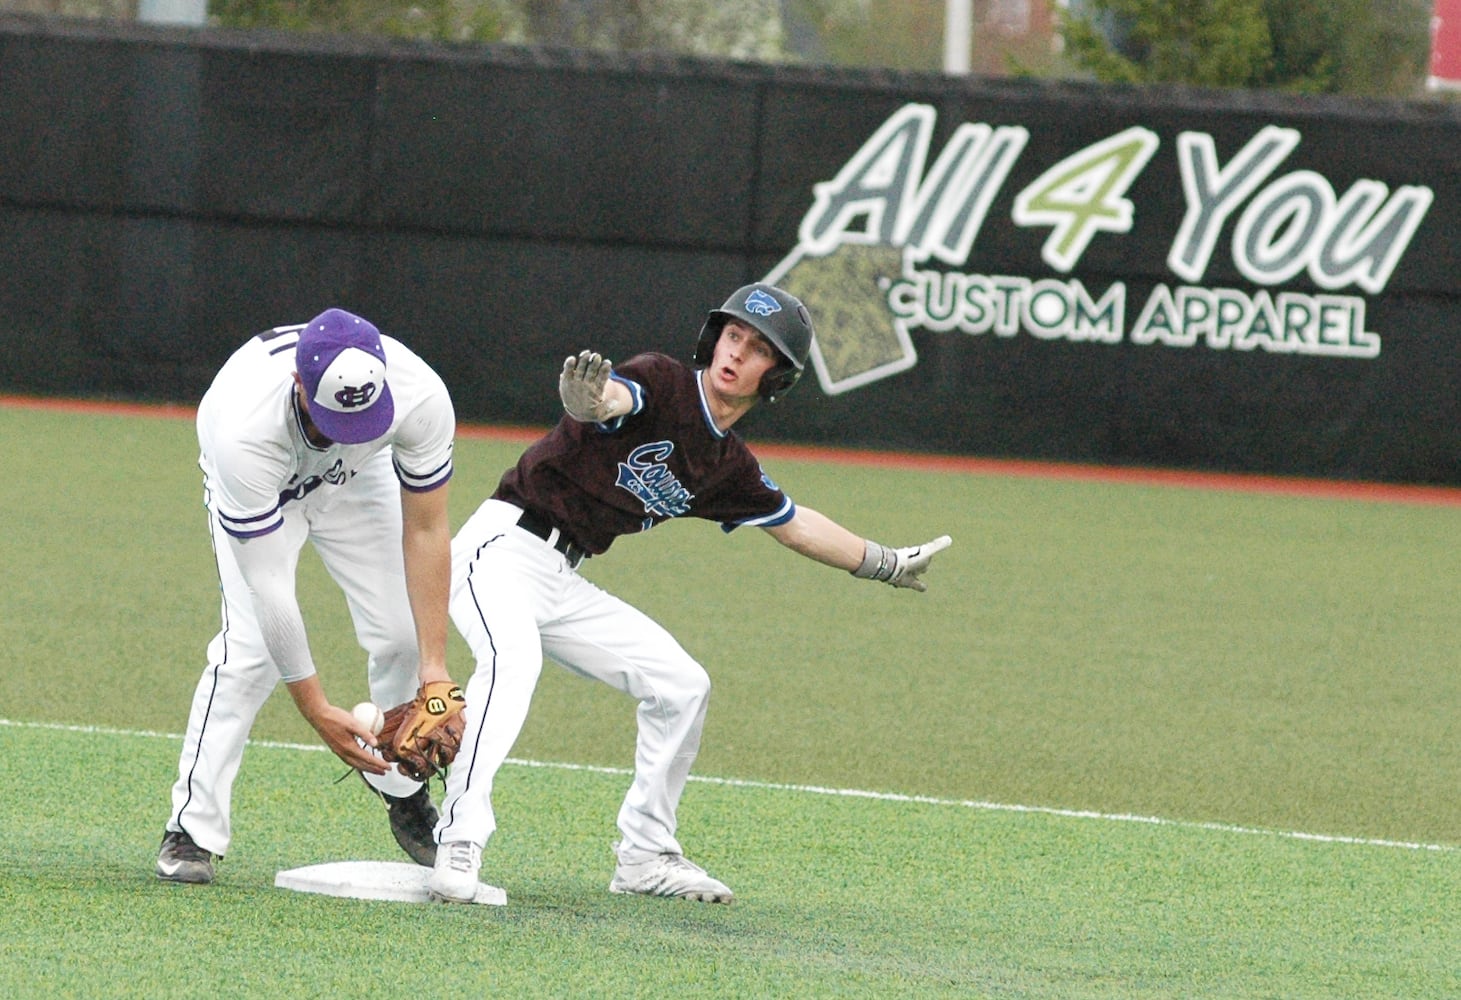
[273,860,506,906]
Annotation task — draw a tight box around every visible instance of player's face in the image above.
[291,375,335,447]
[706,321,779,401]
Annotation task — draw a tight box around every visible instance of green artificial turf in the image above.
[3,403,1459,998]
[4,724,1458,999]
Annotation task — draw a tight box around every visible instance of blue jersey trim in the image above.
[594,372,644,433]
[720,497,796,533]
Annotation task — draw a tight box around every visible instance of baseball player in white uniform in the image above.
[156,308,458,884]
[427,284,951,904]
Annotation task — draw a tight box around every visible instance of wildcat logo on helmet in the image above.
[334,383,378,409]
[743,289,783,317]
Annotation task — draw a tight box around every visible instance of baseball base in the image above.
[274,860,506,906]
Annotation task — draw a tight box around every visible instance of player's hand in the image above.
[377,681,466,782]
[310,703,390,775]
[885,535,952,591]
[559,350,616,422]
[853,535,952,592]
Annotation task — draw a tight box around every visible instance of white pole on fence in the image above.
[137,0,208,26]
[944,0,973,74]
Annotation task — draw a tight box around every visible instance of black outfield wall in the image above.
[2,14,1458,483]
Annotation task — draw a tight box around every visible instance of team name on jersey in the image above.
[280,459,350,506]
[616,441,694,519]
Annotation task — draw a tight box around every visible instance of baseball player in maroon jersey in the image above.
[428,284,951,904]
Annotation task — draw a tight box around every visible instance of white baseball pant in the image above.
[166,452,424,856]
[436,498,710,858]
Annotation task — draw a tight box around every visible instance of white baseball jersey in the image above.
[169,323,455,855]
[197,326,455,544]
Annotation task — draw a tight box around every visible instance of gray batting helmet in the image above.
[693,283,814,403]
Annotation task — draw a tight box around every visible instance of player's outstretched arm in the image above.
[559,349,632,423]
[764,506,952,593]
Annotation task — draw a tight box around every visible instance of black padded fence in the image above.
[2,14,1458,483]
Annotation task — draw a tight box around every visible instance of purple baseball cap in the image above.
[295,308,395,444]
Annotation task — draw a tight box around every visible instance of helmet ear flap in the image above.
[693,318,722,368]
[760,365,801,404]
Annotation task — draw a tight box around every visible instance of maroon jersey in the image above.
[493,352,794,556]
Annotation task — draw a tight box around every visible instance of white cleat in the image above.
[428,840,485,904]
[609,843,734,903]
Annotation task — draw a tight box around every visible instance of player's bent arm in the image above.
[229,531,385,771]
[400,482,453,686]
[229,529,316,682]
[763,506,953,593]
[285,676,389,775]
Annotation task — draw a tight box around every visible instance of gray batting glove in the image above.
[852,535,953,592]
[559,349,615,422]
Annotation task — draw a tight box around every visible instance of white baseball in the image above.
[351,701,384,736]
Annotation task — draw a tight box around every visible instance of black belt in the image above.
[515,508,588,568]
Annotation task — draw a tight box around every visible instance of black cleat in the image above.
[364,779,439,866]
[156,829,216,884]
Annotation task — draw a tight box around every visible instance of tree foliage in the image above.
[201,0,1434,96]
[1060,0,1433,96]
[1263,0,1433,95]
[1061,0,1274,88]
[206,0,923,66]
[509,0,783,58]
[786,0,943,71]
[211,0,512,42]
[211,0,787,53]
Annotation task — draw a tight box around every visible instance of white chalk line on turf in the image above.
[9,717,1455,854]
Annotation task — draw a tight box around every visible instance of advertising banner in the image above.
[743,96,1453,478]
[764,103,1433,393]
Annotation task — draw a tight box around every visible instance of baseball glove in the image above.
[378,681,467,781]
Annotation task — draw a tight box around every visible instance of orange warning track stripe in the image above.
[5,393,1459,507]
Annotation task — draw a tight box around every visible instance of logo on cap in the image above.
[334,380,378,410]
[745,289,783,316]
